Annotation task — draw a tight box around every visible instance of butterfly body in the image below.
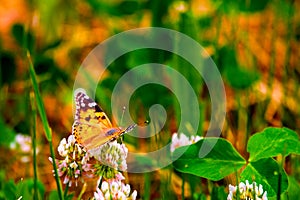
[72,90,136,151]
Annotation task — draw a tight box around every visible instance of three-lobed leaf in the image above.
[247,127,300,162]
[172,138,246,181]
[240,158,288,197]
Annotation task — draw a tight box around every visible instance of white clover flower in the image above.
[15,134,32,152]
[190,135,202,143]
[101,181,109,192]
[94,188,105,200]
[58,138,68,157]
[70,161,78,169]
[93,177,137,200]
[90,141,128,171]
[228,181,268,200]
[10,133,39,163]
[171,1,188,13]
[68,134,76,145]
[170,132,203,153]
[49,135,92,187]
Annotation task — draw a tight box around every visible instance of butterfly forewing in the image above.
[72,121,123,150]
[74,91,112,128]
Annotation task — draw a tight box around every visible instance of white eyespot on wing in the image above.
[88,102,97,107]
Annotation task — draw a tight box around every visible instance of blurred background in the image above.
[0,0,299,199]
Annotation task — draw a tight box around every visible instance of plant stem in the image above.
[30,92,38,200]
[63,184,69,199]
[49,142,64,200]
[144,173,151,200]
[77,183,87,200]
[277,154,285,200]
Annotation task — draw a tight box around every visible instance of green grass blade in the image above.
[27,50,64,200]
[27,51,51,141]
[30,92,38,200]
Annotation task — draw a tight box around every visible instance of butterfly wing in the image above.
[73,91,117,150]
[72,90,136,150]
[72,121,123,150]
[74,91,112,128]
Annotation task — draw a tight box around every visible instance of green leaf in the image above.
[224,65,260,90]
[240,158,288,197]
[49,190,59,200]
[16,179,33,199]
[11,23,35,53]
[3,180,17,200]
[27,52,64,200]
[172,138,246,181]
[287,176,300,200]
[40,39,62,52]
[248,127,300,162]
[27,51,52,141]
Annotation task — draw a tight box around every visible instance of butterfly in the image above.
[72,89,136,151]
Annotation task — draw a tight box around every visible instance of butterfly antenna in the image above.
[120,106,126,127]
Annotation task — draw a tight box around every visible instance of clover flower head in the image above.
[49,135,91,187]
[52,132,138,198]
[93,176,137,200]
[89,140,128,171]
[10,134,39,163]
[227,180,268,200]
[170,132,202,152]
[173,1,188,13]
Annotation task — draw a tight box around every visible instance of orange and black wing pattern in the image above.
[72,90,120,150]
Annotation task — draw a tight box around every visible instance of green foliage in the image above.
[224,65,260,90]
[0,118,16,147]
[87,0,144,17]
[49,190,73,200]
[48,191,59,200]
[28,52,52,141]
[10,22,68,91]
[193,193,207,200]
[28,53,64,199]
[210,186,227,200]
[213,0,270,13]
[247,127,300,162]
[0,51,16,85]
[172,127,299,198]
[240,158,288,197]
[11,24,35,53]
[0,176,45,200]
[33,53,69,91]
[217,46,260,89]
[1,0,299,199]
[287,176,300,200]
[237,0,270,12]
[172,138,246,181]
